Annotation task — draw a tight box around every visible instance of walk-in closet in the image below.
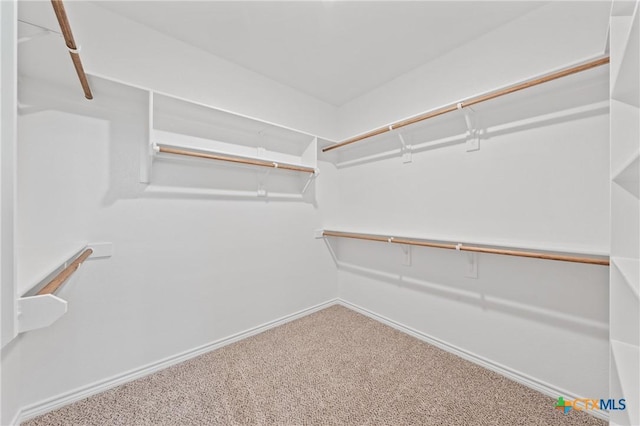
[1,1,638,425]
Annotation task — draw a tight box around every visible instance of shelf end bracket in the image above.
[458,103,480,152]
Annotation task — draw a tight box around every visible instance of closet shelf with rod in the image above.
[152,143,317,175]
[141,90,321,197]
[50,0,92,99]
[322,55,610,153]
[320,230,609,266]
[17,242,112,334]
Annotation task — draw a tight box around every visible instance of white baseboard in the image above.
[15,297,608,424]
[9,409,23,426]
[337,299,609,422]
[17,298,339,424]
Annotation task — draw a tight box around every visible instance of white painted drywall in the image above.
[1,1,18,423]
[1,0,17,348]
[327,1,611,401]
[337,2,611,140]
[2,1,614,423]
[17,1,339,141]
[3,76,337,423]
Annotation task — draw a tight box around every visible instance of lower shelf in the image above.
[17,294,67,333]
[16,242,113,334]
[610,339,639,426]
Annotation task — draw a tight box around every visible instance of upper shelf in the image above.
[612,3,640,107]
[610,339,640,425]
[613,151,640,198]
[50,0,92,99]
[322,55,610,154]
[152,130,317,174]
[152,92,321,158]
[612,256,640,300]
[142,91,319,188]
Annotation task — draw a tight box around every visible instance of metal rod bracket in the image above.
[465,252,478,278]
[302,169,319,194]
[458,103,480,152]
[400,244,412,266]
[397,132,413,163]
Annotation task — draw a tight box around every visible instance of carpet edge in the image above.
[337,299,609,422]
[16,298,340,425]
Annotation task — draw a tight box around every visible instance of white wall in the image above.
[337,2,611,140]
[0,0,18,423]
[326,1,611,401]
[2,74,337,424]
[17,1,339,141]
[3,2,343,422]
[3,1,614,423]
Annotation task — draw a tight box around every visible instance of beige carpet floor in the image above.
[24,305,605,425]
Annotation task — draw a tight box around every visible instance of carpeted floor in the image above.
[24,305,605,425]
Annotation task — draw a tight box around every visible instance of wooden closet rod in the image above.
[322,56,610,153]
[157,146,316,174]
[36,248,94,296]
[323,230,609,266]
[50,0,93,100]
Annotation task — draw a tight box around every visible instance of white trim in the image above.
[18,298,339,423]
[84,71,337,145]
[336,299,609,422]
[16,298,608,423]
[9,408,22,426]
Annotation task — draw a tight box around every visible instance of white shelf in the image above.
[610,101,639,173]
[612,0,637,17]
[612,4,640,107]
[16,242,113,334]
[612,257,640,299]
[143,184,305,201]
[153,130,316,171]
[141,91,319,198]
[613,152,640,198]
[152,92,319,157]
[611,184,640,259]
[611,257,640,346]
[610,5,640,425]
[327,55,608,166]
[323,228,610,258]
[611,340,640,425]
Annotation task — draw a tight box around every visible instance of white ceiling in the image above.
[92,1,545,106]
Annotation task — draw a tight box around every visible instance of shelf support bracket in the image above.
[456,244,478,278]
[395,130,413,163]
[301,170,319,194]
[258,168,271,197]
[458,103,480,152]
